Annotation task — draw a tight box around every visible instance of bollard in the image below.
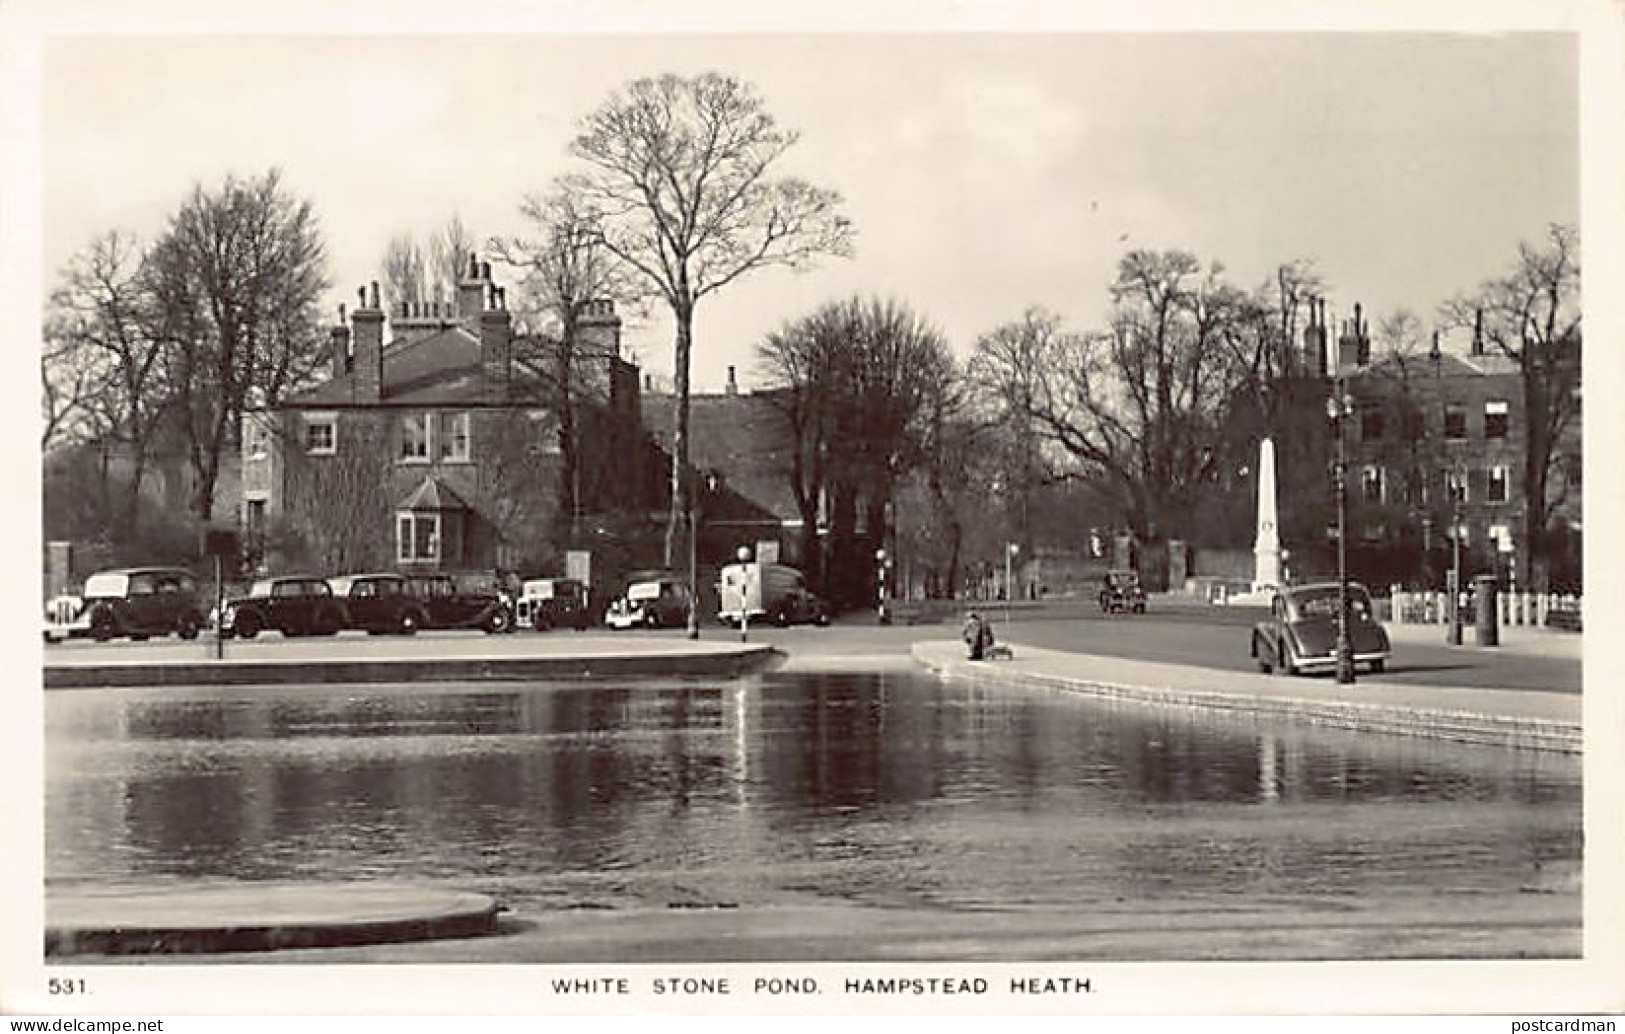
[1474,574,1499,647]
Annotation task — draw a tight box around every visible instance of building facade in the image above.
[242,256,654,580]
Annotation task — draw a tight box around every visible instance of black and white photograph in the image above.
[4,0,1622,1020]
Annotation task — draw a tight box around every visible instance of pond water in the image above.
[45,670,1580,930]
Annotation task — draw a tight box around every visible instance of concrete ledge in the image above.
[46,882,502,955]
[913,642,1581,754]
[44,643,783,689]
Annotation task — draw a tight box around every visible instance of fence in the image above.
[1386,588,1582,631]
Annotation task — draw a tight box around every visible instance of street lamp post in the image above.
[736,544,752,642]
[1448,482,1464,646]
[1004,542,1020,626]
[1325,382,1356,685]
[874,548,891,625]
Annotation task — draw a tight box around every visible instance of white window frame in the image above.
[1486,464,1510,504]
[1488,523,1513,554]
[1484,399,1510,439]
[1360,465,1386,505]
[438,412,472,463]
[303,413,337,455]
[1443,403,1468,441]
[399,413,431,463]
[395,511,440,563]
[1445,469,1470,503]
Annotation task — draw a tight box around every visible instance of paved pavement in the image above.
[913,638,1580,753]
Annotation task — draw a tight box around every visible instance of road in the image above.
[43,596,1580,694]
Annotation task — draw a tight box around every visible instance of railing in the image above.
[1385,588,1582,631]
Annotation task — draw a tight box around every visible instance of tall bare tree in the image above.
[147,168,330,522]
[568,72,853,573]
[490,183,642,541]
[42,231,167,533]
[380,232,428,312]
[379,215,477,312]
[1441,223,1581,587]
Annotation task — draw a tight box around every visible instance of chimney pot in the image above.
[369,281,380,310]
[338,302,347,324]
[468,251,479,278]
[357,286,366,308]
[480,260,491,280]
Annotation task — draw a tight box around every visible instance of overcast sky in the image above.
[38,29,1578,392]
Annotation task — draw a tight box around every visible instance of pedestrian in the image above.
[963,610,995,661]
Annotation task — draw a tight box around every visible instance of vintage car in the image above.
[1251,581,1391,676]
[403,573,513,633]
[515,577,591,631]
[328,573,429,635]
[46,567,207,643]
[606,576,692,630]
[219,575,347,639]
[1098,569,1147,614]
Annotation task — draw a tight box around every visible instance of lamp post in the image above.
[1447,478,1464,646]
[1325,382,1356,684]
[736,544,752,642]
[874,548,891,625]
[1004,541,1020,626]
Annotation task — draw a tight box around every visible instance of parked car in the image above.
[403,573,513,633]
[328,573,428,635]
[1250,581,1392,676]
[219,575,347,639]
[606,576,692,630]
[515,577,591,631]
[46,567,207,643]
[1098,569,1147,614]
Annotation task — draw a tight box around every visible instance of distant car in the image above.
[47,567,207,643]
[1251,581,1391,676]
[606,577,691,630]
[1098,569,1146,614]
[328,573,428,635]
[515,577,591,631]
[219,576,346,639]
[767,586,830,627]
[403,573,513,633]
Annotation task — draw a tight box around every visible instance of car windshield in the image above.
[627,582,662,601]
[82,573,128,598]
[1107,572,1138,588]
[249,580,275,598]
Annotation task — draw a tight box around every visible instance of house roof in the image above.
[398,475,469,512]
[284,326,551,407]
[640,390,801,524]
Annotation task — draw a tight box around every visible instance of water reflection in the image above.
[46,672,1580,913]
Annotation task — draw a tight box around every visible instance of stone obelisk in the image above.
[1253,437,1282,592]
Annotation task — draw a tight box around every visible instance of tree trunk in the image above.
[664,297,694,570]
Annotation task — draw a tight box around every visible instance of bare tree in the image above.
[42,231,167,533]
[568,72,853,572]
[490,183,642,541]
[380,232,428,312]
[146,168,330,522]
[379,215,476,311]
[757,296,953,604]
[1441,223,1581,587]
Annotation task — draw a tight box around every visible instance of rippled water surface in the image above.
[46,671,1581,918]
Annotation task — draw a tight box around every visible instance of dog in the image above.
[984,644,1014,661]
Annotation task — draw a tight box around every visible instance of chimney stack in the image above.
[1304,296,1328,379]
[352,282,385,403]
[725,365,738,397]
[480,279,512,402]
[458,251,488,322]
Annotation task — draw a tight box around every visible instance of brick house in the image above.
[242,256,656,580]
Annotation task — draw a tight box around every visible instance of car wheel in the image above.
[775,609,791,628]
[533,611,552,632]
[645,612,660,629]
[176,613,201,640]
[90,608,116,643]
[1370,659,1386,675]
[1279,638,1299,676]
[1133,603,1145,614]
[1254,635,1273,673]
[484,608,510,634]
[1098,596,1110,613]
[235,612,261,640]
[398,609,420,635]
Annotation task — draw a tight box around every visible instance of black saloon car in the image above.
[515,577,591,631]
[329,573,428,635]
[1251,581,1392,676]
[219,576,347,639]
[404,573,512,633]
[51,567,207,642]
